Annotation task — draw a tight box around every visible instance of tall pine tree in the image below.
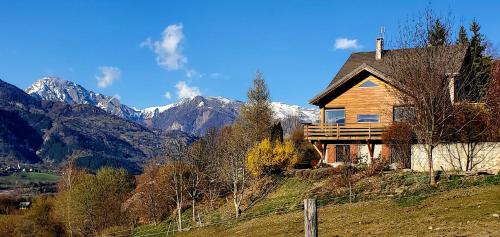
[456,25,469,45]
[466,19,491,101]
[428,19,449,46]
[238,71,274,146]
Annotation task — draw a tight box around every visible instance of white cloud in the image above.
[142,23,187,70]
[164,91,172,99]
[334,38,361,50]
[175,81,201,99]
[96,66,121,88]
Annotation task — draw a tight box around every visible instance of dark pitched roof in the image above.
[310,45,468,105]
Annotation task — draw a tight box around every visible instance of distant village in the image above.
[0,164,42,176]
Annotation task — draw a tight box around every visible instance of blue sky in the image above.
[1,0,499,108]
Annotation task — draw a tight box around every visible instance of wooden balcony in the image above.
[303,123,385,141]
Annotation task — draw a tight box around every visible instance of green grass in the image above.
[132,221,171,237]
[0,172,60,187]
[243,178,313,216]
[131,173,500,237]
[174,185,500,237]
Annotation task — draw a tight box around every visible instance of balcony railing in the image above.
[303,123,385,141]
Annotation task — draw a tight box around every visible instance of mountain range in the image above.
[0,77,318,172]
[0,78,191,174]
[27,77,319,136]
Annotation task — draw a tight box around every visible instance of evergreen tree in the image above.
[238,71,274,146]
[466,19,491,101]
[456,25,469,45]
[470,20,487,55]
[428,19,448,46]
[270,121,284,143]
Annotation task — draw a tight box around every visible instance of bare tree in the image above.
[159,141,190,231]
[202,128,226,210]
[186,141,209,224]
[386,11,465,185]
[488,61,500,135]
[387,10,498,182]
[56,160,86,237]
[382,123,413,169]
[443,103,498,171]
[216,125,250,218]
[135,162,169,225]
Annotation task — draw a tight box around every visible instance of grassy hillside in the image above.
[0,172,59,190]
[131,172,500,237]
[1,172,59,183]
[176,185,500,237]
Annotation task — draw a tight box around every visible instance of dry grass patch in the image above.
[176,185,500,237]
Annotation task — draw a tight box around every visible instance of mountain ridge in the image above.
[26,77,319,136]
[1,78,191,173]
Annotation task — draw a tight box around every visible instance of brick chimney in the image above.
[375,37,383,60]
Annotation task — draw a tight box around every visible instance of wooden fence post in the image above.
[304,198,318,237]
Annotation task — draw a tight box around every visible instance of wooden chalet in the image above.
[305,37,468,165]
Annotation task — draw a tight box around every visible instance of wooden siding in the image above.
[322,75,397,126]
[326,145,335,163]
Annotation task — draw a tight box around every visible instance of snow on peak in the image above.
[26,77,319,128]
[26,76,96,105]
[271,101,319,123]
[25,76,143,121]
[207,96,236,105]
[140,103,177,119]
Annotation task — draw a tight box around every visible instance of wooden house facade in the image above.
[305,37,467,166]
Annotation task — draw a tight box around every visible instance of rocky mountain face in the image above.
[27,77,142,121]
[142,98,320,136]
[1,79,190,174]
[142,96,244,136]
[26,77,319,136]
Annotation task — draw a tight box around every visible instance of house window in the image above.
[359,80,378,88]
[325,108,345,125]
[393,106,415,122]
[357,114,380,123]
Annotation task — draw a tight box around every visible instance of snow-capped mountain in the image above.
[141,96,244,136]
[270,102,319,123]
[26,77,319,136]
[140,98,319,135]
[27,77,142,121]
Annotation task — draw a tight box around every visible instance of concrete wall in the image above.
[411,142,500,173]
[358,144,382,163]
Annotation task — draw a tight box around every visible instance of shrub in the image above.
[246,139,300,176]
[289,129,321,167]
[381,123,414,168]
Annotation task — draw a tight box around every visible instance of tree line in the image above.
[0,71,318,236]
[383,9,499,185]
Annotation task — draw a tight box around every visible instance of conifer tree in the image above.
[456,25,469,45]
[466,19,491,100]
[238,71,273,146]
[428,19,448,46]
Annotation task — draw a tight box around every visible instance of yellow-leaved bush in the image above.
[246,139,299,176]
